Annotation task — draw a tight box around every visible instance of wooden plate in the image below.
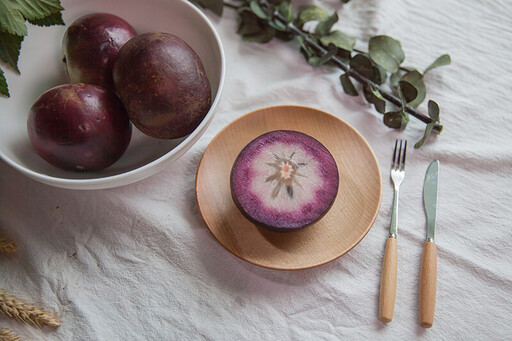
[195,105,382,270]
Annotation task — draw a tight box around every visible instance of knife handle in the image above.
[419,241,437,328]
[379,237,397,323]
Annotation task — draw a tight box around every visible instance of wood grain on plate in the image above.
[195,105,382,270]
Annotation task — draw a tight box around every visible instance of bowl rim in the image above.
[1,0,226,190]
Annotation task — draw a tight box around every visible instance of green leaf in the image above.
[319,30,355,51]
[428,99,440,121]
[399,70,425,107]
[0,1,27,36]
[28,11,64,26]
[414,122,434,148]
[297,36,315,59]
[0,67,9,97]
[194,0,223,16]
[0,31,24,73]
[383,110,408,129]
[277,1,293,23]
[390,69,405,88]
[368,35,405,73]
[373,64,387,85]
[315,12,338,35]
[307,44,336,66]
[16,0,63,21]
[238,8,275,43]
[250,0,268,20]
[414,100,440,148]
[424,54,451,73]
[350,53,374,80]
[296,6,329,28]
[340,73,358,96]
[363,85,386,114]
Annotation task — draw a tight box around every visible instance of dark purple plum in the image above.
[62,13,137,90]
[230,130,339,231]
[27,83,132,171]
[113,32,211,139]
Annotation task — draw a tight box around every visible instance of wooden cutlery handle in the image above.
[419,241,437,328]
[379,237,397,323]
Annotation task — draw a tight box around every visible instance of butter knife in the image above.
[419,160,439,328]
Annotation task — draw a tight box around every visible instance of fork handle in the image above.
[379,237,397,323]
[419,241,437,328]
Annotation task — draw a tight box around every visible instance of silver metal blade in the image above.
[423,160,439,241]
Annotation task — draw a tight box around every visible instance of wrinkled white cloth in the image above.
[1,0,512,339]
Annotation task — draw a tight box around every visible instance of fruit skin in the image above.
[27,84,132,171]
[230,130,339,231]
[62,13,137,90]
[113,32,211,139]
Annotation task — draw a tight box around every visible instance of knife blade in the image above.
[424,160,439,241]
[419,160,439,328]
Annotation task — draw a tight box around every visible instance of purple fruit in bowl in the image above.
[27,83,132,171]
[113,32,211,139]
[62,13,137,90]
[230,130,339,231]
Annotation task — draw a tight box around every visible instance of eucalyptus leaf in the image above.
[369,35,405,73]
[350,53,374,80]
[243,26,276,43]
[390,69,405,88]
[398,80,418,106]
[16,0,63,21]
[383,110,407,129]
[28,11,64,26]
[277,2,293,23]
[238,9,262,37]
[428,100,440,121]
[340,73,358,96]
[297,36,315,59]
[373,64,387,85]
[308,44,336,66]
[268,19,287,31]
[0,32,24,74]
[424,54,451,73]
[250,0,268,20]
[315,12,338,36]
[400,70,425,107]
[364,85,386,114]
[296,6,329,28]
[0,1,28,36]
[194,0,223,16]
[319,30,355,51]
[414,123,434,148]
[0,68,9,97]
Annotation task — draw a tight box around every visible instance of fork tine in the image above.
[401,140,407,170]
[397,140,403,168]
[392,140,398,168]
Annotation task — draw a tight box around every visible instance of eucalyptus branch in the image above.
[193,0,451,147]
[278,15,442,133]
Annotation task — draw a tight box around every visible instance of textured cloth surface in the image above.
[1,0,512,340]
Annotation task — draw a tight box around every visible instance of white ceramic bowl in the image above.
[0,0,225,190]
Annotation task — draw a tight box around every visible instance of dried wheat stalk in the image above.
[0,328,21,341]
[0,237,16,255]
[0,289,60,328]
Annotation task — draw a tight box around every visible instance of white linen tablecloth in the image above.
[1,0,512,339]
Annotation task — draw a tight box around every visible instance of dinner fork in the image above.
[379,139,407,323]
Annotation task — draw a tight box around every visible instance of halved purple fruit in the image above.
[230,130,339,231]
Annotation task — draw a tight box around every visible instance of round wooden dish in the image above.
[196,105,382,270]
